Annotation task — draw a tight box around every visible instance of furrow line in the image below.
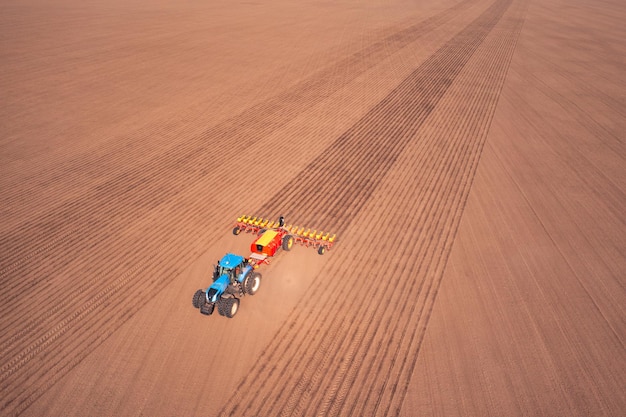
[0,240,164,379]
[0,227,80,281]
[353,86,489,417]
[3,250,189,417]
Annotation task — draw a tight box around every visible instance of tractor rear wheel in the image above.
[192,289,204,308]
[218,298,240,318]
[282,235,294,251]
[244,272,261,295]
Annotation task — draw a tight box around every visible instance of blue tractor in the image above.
[192,253,262,318]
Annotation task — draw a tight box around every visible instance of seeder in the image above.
[232,215,337,255]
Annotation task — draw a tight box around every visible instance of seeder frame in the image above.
[233,215,337,255]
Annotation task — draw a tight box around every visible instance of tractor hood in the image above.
[206,275,230,303]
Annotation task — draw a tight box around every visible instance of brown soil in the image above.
[1,0,624,416]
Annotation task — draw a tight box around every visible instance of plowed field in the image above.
[1,0,624,416]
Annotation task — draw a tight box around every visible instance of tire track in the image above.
[218,0,524,415]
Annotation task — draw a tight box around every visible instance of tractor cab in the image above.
[218,253,246,284]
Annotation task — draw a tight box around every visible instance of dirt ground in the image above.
[1,0,624,416]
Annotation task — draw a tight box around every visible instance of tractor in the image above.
[192,253,261,318]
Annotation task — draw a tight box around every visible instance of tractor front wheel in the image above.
[218,298,240,318]
[244,272,262,295]
[200,302,214,315]
[282,235,294,251]
[192,289,204,308]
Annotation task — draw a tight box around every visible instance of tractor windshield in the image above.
[219,266,241,283]
[219,266,233,278]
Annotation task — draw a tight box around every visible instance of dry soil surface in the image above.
[1,0,624,416]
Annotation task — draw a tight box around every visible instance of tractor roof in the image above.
[219,253,244,269]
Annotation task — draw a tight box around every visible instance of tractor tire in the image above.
[218,298,240,318]
[244,272,261,295]
[318,246,326,255]
[200,302,214,315]
[282,235,294,251]
[192,289,204,308]
[233,227,241,236]
[217,298,225,316]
